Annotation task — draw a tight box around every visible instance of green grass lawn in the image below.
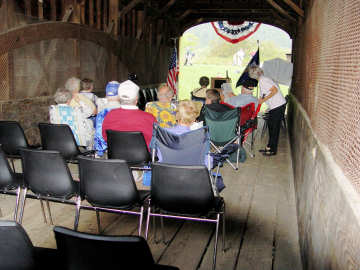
[178,64,289,111]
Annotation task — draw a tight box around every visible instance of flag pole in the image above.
[170,37,179,101]
[256,40,260,99]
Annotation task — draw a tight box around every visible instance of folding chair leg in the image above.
[222,204,226,252]
[14,187,21,221]
[225,158,237,170]
[145,203,151,240]
[39,199,48,224]
[46,200,54,225]
[138,206,144,236]
[74,197,81,231]
[153,215,159,244]
[213,213,220,270]
[96,209,101,234]
[160,216,167,244]
[18,188,27,224]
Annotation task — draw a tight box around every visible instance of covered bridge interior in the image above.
[1,0,360,269]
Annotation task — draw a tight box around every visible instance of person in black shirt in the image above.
[197,89,232,122]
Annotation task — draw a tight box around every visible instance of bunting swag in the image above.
[236,49,260,88]
[211,21,261,44]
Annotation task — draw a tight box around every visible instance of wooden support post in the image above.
[25,0,31,17]
[136,10,144,40]
[96,0,101,30]
[127,13,132,37]
[89,0,94,27]
[121,16,126,36]
[80,0,86,24]
[109,0,119,36]
[50,0,57,20]
[132,9,136,38]
[38,0,44,20]
[103,0,108,30]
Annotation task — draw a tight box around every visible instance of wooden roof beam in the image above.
[118,0,143,19]
[178,9,195,20]
[160,0,177,13]
[281,0,304,17]
[266,0,297,22]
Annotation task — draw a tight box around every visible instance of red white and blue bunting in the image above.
[211,21,261,44]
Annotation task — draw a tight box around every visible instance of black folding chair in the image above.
[106,130,151,170]
[0,121,38,171]
[145,163,226,270]
[38,123,94,163]
[18,149,80,226]
[54,226,179,270]
[0,220,60,270]
[0,147,24,221]
[76,156,149,235]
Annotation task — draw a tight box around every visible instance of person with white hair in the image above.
[248,65,286,156]
[49,88,95,149]
[102,80,156,148]
[66,77,97,116]
[145,83,176,128]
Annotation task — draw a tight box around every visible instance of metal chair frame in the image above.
[145,163,226,270]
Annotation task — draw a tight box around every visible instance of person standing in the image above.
[249,66,286,156]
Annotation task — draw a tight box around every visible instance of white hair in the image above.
[65,77,81,93]
[248,66,264,80]
[54,88,72,104]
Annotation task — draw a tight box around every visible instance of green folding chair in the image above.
[204,107,240,170]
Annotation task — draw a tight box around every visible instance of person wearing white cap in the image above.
[102,80,156,148]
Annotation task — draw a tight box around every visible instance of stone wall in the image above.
[0,96,53,144]
[288,96,360,270]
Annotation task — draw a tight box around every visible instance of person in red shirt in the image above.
[102,80,156,148]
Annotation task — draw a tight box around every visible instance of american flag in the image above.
[167,48,179,94]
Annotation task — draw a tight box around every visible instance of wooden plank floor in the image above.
[0,126,302,270]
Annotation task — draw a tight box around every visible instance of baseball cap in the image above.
[105,81,120,96]
[118,80,140,100]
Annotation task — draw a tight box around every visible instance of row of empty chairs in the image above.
[0,220,179,270]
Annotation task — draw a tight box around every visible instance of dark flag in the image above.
[236,49,260,88]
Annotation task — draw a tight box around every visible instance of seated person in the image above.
[156,100,211,168]
[197,88,233,122]
[102,80,156,149]
[145,84,176,128]
[191,76,209,103]
[223,81,258,108]
[49,88,95,149]
[96,81,121,112]
[66,77,97,116]
[93,81,122,157]
[80,78,98,105]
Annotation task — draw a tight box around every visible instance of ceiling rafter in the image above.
[265,0,297,22]
[281,0,304,17]
[118,0,143,19]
